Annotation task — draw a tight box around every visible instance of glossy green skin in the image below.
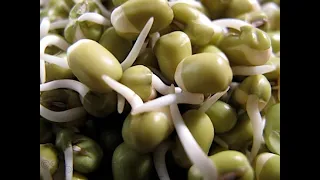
[67,39,123,93]
[134,48,159,69]
[117,0,174,39]
[254,153,280,180]
[205,100,237,133]
[209,29,225,46]
[112,0,128,7]
[264,56,280,81]
[172,3,214,46]
[219,113,253,150]
[200,0,231,19]
[72,135,103,173]
[72,172,88,180]
[225,0,260,18]
[45,53,75,82]
[112,143,153,180]
[40,143,59,175]
[232,75,272,110]
[237,11,270,32]
[120,65,153,101]
[267,31,280,53]
[122,107,174,153]
[83,91,117,118]
[265,7,280,31]
[99,27,133,63]
[264,103,280,155]
[175,53,233,94]
[154,31,192,82]
[64,1,103,43]
[188,151,254,180]
[219,26,271,66]
[195,45,228,62]
[40,89,87,128]
[40,117,53,143]
[172,110,214,168]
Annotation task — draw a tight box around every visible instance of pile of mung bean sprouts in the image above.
[40,0,280,179]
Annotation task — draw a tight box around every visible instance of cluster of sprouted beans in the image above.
[40,0,280,179]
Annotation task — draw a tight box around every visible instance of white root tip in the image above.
[152,74,182,95]
[50,19,70,30]
[212,18,252,31]
[40,17,50,39]
[232,65,276,76]
[154,141,173,180]
[199,87,230,112]
[169,85,218,180]
[117,94,126,114]
[40,79,90,98]
[131,92,204,115]
[64,145,73,180]
[121,17,154,70]
[246,95,263,162]
[101,75,144,110]
[77,13,111,26]
[40,104,87,123]
[40,54,70,69]
[150,32,160,49]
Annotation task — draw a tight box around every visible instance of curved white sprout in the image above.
[169,85,218,180]
[50,19,70,30]
[246,95,264,162]
[121,17,154,70]
[232,65,276,76]
[77,13,111,26]
[40,80,90,104]
[154,141,173,180]
[40,35,70,69]
[152,74,182,95]
[212,18,252,31]
[64,145,73,180]
[40,104,87,123]
[198,87,230,112]
[131,91,204,115]
[117,94,126,114]
[150,32,160,49]
[101,75,144,110]
[92,0,111,18]
[40,17,50,39]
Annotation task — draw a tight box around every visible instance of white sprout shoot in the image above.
[169,85,218,180]
[147,87,158,101]
[121,17,154,70]
[40,79,90,99]
[139,40,149,55]
[199,87,230,113]
[168,0,203,8]
[50,19,70,30]
[212,18,252,31]
[221,82,239,103]
[149,67,172,85]
[92,0,111,18]
[64,144,73,180]
[232,65,276,76]
[40,156,52,180]
[117,94,126,114]
[150,32,160,49]
[153,141,173,180]
[40,17,50,39]
[40,35,70,69]
[246,95,264,162]
[152,74,182,95]
[74,24,86,42]
[40,104,87,123]
[72,145,81,152]
[40,59,46,84]
[131,91,204,115]
[77,13,111,26]
[213,136,229,149]
[101,75,144,110]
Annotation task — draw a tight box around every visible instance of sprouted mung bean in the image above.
[40,0,280,180]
